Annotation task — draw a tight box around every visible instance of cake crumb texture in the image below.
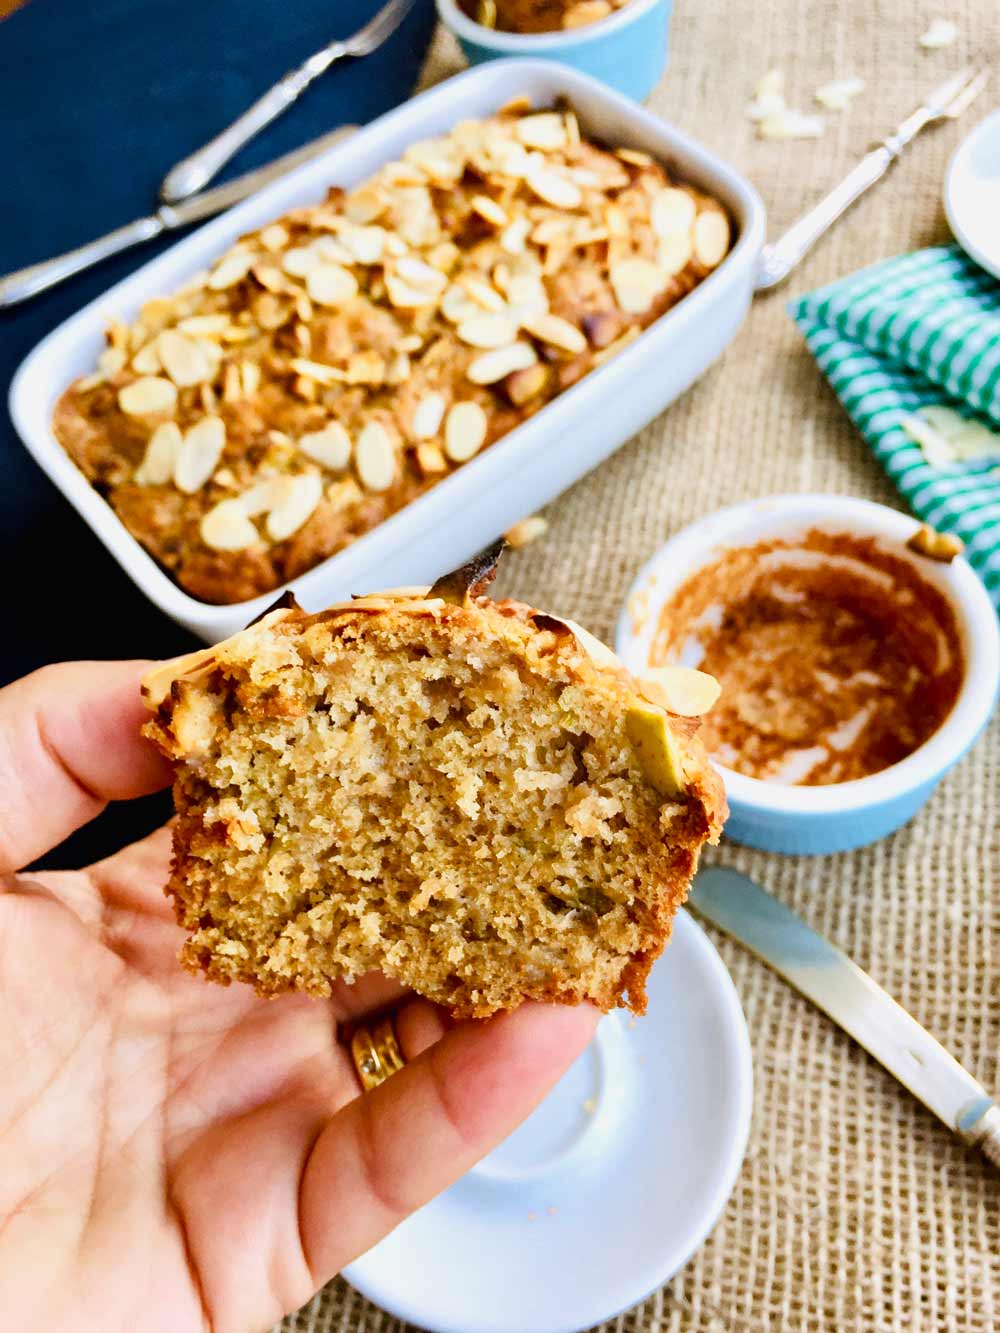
[143,594,725,1016]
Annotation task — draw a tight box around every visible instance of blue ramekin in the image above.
[615,496,1000,856]
[436,0,672,102]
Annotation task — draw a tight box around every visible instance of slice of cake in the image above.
[142,546,725,1016]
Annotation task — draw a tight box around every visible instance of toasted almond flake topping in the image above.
[657,229,694,276]
[174,416,226,494]
[386,351,411,384]
[298,422,352,470]
[746,69,786,121]
[118,375,178,417]
[500,217,530,254]
[282,245,323,278]
[341,225,386,264]
[651,188,697,239]
[208,250,254,290]
[505,276,548,322]
[230,479,275,516]
[412,392,447,440]
[457,312,519,349]
[610,258,665,314]
[416,441,448,474]
[526,169,582,210]
[616,147,654,167]
[97,346,127,378]
[515,113,567,151]
[306,263,359,307]
[177,314,231,336]
[327,476,364,511]
[562,0,611,24]
[521,312,586,354]
[460,275,507,312]
[759,108,825,140]
[591,324,641,366]
[355,421,397,492]
[140,296,176,327]
[919,17,957,47]
[131,342,162,374]
[346,350,386,385]
[157,329,213,387]
[289,357,348,385]
[260,223,290,252]
[240,360,261,398]
[444,401,489,461]
[386,274,441,309]
[253,263,290,294]
[396,256,449,292]
[639,665,721,717]
[441,283,482,323]
[693,211,730,268]
[135,422,182,485]
[907,523,965,562]
[814,76,865,110]
[343,183,388,224]
[506,363,549,405]
[505,514,548,548]
[266,471,323,542]
[471,194,509,227]
[201,498,259,551]
[467,341,538,385]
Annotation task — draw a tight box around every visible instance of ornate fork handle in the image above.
[755,146,894,290]
[755,73,984,291]
[160,45,348,205]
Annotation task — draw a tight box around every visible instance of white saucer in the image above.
[343,910,752,1333]
[945,106,1000,280]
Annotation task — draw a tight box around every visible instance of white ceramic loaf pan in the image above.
[10,59,765,644]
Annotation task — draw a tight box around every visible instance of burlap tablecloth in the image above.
[281,5,1000,1329]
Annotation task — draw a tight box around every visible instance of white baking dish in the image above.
[10,59,765,644]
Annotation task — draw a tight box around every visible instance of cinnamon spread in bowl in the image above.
[461,0,634,32]
[651,530,964,786]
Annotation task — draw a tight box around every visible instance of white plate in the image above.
[10,59,765,645]
[945,107,1000,279]
[343,909,752,1333]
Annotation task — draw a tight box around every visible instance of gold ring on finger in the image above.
[351,1015,405,1091]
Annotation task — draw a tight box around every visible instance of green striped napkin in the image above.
[790,244,1000,609]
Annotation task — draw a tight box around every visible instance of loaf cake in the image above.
[141,548,726,1016]
[54,99,731,606]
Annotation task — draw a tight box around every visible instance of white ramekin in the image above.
[615,494,1000,855]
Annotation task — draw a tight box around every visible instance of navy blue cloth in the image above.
[1,0,436,865]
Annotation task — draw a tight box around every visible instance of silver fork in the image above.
[756,67,989,291]
[159,0,414,205]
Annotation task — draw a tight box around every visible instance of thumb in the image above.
[300,1001,599,1283]
[0,660,172,874]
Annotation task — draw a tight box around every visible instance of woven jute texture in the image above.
[280,5,1000,1330]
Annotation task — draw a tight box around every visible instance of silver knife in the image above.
[0,124,358,309]
[689,867,1000,1167]
[159,0,414,205]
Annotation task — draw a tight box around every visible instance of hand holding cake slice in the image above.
[142,545,725,1017]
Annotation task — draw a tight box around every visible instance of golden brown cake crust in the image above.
[143,588,726,1017]
[54,101,731,606]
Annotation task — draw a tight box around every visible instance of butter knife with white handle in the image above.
[0,124,357,309]
[689,866,1000,1166]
